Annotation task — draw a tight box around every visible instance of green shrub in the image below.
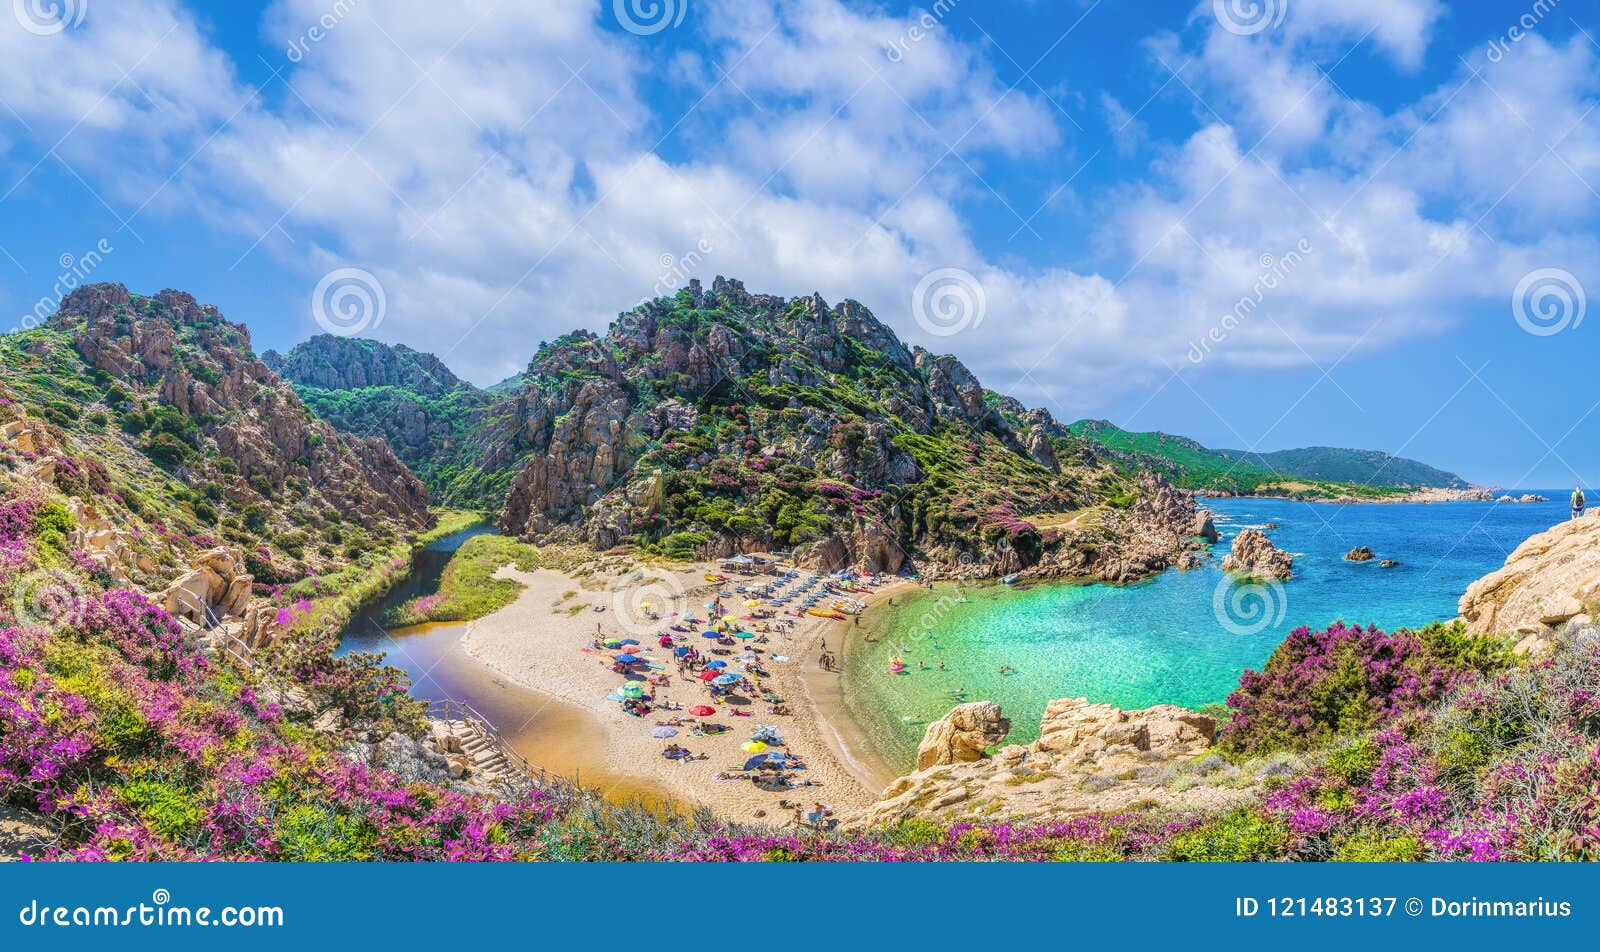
[1166,811,1288,862]
[1333,831,1424,862]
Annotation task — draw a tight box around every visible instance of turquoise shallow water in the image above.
[845,493,1576,770]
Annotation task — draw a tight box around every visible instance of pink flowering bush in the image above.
[1220,621,1515,755]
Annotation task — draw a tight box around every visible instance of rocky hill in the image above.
[1,284,431,587]
[1068,420,1471,498]
[263,336,525,509]
[492,277,1202,580]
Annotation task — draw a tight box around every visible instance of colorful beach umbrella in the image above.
[618,683,644,699]
[689,706,716,717]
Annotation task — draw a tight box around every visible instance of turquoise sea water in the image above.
[844,493,1576,769]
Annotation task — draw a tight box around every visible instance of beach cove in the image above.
[845,493,1575,769]
[341,493,1571,811]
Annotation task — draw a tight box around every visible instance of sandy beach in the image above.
[458,558,908,823]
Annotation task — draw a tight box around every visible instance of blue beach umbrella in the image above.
[618,683,644,699]
[713,673,740,686]
[707,660,727,669]
[674,646,692,657]
[701,631,720,639]
[614,654,640,664]
[619,639,640,646]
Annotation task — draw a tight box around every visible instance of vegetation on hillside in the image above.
[1065,420,1456,499]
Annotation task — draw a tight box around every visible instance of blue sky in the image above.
[1,0,1599,487]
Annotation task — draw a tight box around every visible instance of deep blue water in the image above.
[846,492,1574,766]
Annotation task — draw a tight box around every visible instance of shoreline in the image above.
[455,561,907,821]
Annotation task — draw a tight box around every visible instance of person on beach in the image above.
[1572,486,1586,520]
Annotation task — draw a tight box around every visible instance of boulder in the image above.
[915,701,1011,770]
[1192,510,1219,543]
[1220,529,1293,580]
[1460,515,1600,645]
[1344,546,1375,562]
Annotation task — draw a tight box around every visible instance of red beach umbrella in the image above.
[699,670,718,681]
[689,706,716,717]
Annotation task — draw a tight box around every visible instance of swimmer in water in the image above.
[938,661,946,671]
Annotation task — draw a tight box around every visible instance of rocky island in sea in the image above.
[0,281,1595,863]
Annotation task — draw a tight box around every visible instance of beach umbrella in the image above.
[713,673,740,686]
[689,706,716,717]
[674,647,692,657]
[707,660,727,669]
[721,615,737,623]
[651,727,678,738]
[619,639,639,646]
[699,670,718,681]
[614,654,640,664]
[743,599,760,607]
[701,631,720,639]
[618,683,644,699]
[741,741,768,753]
[734,630,756,639]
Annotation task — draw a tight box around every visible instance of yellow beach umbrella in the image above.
[743,599,760,607]
[741,741,768,753]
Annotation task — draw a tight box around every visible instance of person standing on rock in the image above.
[1572,486,1586,520]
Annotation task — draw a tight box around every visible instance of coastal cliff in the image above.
[1459,512,1600,655]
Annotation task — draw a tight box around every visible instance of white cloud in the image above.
[0,0,1595,419]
